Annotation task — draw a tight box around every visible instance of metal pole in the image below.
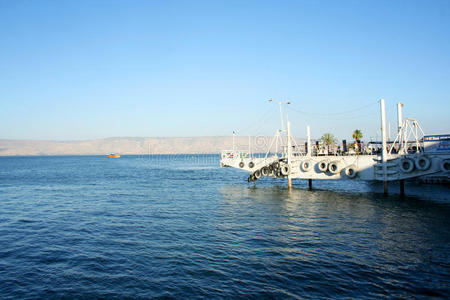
[279,102,284,132]
[388,122,391,142]
[308,179,312,190]
[232,131,235,152]
[399,179,405,196]
[381,98,388,195]
[248,135,251,158]
[415,122,420,153]
[287,121,292,188]
[275,131,278,154]
[397,102,403,133]
[397,102,403,153]
[307,125,311,157]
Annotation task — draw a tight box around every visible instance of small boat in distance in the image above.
[107,153,121,158]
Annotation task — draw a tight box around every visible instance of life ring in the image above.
[441,159,450,172]
[239,161,245,168]
[301,160,312,172]
[400,158,414,173]
[280,165,291,176]
[328,161,340,174]
[261,167,269,177]
[415,156,431,171]
[249,161,255,168]
[318,160,328,172]
[345,165,357,178]
[272,161,280,171]
[254,170,262,179]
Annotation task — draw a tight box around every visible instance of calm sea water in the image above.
[0,155,449,299]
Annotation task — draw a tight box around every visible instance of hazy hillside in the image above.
[0,136,279,156]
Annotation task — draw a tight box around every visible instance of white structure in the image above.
[220,99,450,194]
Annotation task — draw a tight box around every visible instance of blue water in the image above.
[0,155,449,299]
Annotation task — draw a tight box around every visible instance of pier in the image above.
[221,99,450,195]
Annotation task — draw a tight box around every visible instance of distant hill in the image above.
[0,136,278,156]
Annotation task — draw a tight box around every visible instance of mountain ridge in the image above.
[0,136,276,156]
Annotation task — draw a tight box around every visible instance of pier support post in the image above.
[399,179,405,196]
[287,121,293,190]
[308,179,312,190]
[383,181,388,196]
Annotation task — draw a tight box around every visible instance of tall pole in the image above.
[397,102,403,153]
[307,125,311,157]
[287,121,292,188]
[380,98,388,195]
[248,135,251,158]
[232,131,236,152]
[307,125,312,190]
[279,102,284,132]
[388,122,391,142]
[397,102,403,133]
[400,179,405,196]
[398,104,415,196]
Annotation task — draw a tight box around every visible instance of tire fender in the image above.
[400,158,414,173]
[280,165,291,176]
[301,160,312,172]
[345,165,357,178]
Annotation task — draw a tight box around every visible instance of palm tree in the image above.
[321,133,337,153]
[352,129,363,141]
[352,129,363,153]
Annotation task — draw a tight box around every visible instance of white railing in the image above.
[220,150,250,160]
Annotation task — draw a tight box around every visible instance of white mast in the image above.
[380,98,388,194]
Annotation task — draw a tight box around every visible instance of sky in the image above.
[0,0,449,141]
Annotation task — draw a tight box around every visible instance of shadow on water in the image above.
[230,173,450,203]
[220,183,450,216]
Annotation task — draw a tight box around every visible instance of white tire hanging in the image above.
[345,165,357,178]
[400,158,414,173]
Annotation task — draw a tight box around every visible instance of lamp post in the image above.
[232,131,236,152]
[269,99,292,188]
[268,99,291,132]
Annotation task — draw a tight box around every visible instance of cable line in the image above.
[287,100,379,117]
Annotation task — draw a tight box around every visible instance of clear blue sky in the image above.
[1,0,449,141]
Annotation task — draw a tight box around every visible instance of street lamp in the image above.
[268,99,291,132]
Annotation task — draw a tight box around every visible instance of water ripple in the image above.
[0,155,448,299]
